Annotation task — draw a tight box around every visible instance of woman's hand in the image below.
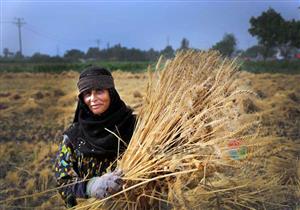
[86,169,123,199]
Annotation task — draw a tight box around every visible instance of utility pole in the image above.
[56,45,60,57]
[167,36,170,47]
[96,39,101,50]
[13,18,26,56]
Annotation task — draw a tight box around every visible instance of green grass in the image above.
[1,60,300,74]
[92,61,152,72]
[240,60,300,74]
[0,61,152,73]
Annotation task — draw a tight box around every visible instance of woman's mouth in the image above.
[91,104,102,109]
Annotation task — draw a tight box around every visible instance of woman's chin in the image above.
[91,108,105,115]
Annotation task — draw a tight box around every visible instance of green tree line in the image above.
[1,39,191,63]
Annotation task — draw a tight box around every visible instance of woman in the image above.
[54,66,136,208]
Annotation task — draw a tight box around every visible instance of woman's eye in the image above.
[83,91,91,97]
[96,89,104,94]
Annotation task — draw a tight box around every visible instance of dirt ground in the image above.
[0,70,299,209]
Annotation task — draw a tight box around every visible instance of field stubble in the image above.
[0,68,299,209]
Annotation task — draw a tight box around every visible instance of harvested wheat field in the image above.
[0,51,299,209]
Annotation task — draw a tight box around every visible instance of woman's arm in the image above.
[54,135,87,207]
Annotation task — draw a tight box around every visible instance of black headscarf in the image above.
[65,67,136,159]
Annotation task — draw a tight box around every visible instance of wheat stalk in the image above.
[75,51,299,210]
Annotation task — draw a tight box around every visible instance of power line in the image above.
[25,23,96,46]
[6,20,110,54]
[0,21,14,23]
[24,23,77,46]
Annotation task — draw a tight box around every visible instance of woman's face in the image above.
[82,89,111,115]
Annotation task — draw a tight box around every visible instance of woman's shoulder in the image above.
[63,123,80,144]
[126,105,136,119]
[66,122,80,129]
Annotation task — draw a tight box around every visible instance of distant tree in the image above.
[289,20,300,48]
[212,33,237,57]
[146,48,159,61]
[86,47,101,59]
[98,45,158,61]
[249,8,300,59]
[50,55,64,62]
[64,49,85,61]
[234,49,244,57]
[161,45,175,59]
[109,44,126,61]
[249,8,285,59]
[277,19,300,59]
[127,48,147,61]
[179,38,190,51]
[242,45,276,59]
[1,48,15,60]
[15,51,24,59]
[242,45,263,58]
[30,52,51,62]
[3,48,10,58]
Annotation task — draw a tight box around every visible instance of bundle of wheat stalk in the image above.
[76,51,299,210]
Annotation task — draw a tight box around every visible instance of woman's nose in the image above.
[90,91,97,101]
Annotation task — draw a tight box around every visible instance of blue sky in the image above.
[1,0,299,56]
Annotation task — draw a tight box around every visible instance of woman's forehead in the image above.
[84,88,106,92]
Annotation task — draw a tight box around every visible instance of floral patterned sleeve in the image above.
[54,135,87,207]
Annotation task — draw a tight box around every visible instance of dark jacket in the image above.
[54,117,135,207]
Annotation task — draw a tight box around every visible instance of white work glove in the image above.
[86,169,123,199]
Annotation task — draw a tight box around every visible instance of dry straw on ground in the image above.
[76,51,299,210]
